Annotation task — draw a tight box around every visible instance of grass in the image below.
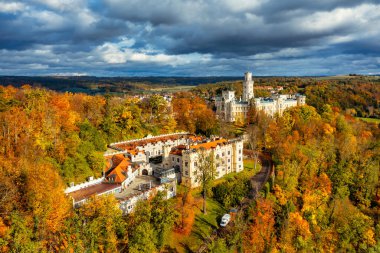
[180,198,226,252]
[149,85,197,92]
[244,159,262,175]
[356,117,380,124]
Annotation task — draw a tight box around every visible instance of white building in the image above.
[168,137,244,188]
[216,72,306,122]
[66,133,244,211]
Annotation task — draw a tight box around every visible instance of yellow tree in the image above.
[245,198,277,252]
[279,212,313,252]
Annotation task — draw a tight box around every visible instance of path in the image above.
[196,151,273,253]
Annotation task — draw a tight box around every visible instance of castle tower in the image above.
[243,72,254,101]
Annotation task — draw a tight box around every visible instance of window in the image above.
[239,158,241,161]
[222,152,225,157]
[239,149,242,154]
[185,162,188,167]
[228,151,230,155]
[185,171,188,176]
[172,157,174,161]
[177,158,180,163]
[228,159,230,163]
[194,162,197,166]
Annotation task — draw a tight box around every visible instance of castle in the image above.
[216,72,306,122]
[65,133,243,213]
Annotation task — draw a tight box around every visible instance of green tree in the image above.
[151,191,179,250]
[6,212,39,253]
[127,201,157,253]
[78,120,107,151]
[78,195,126,252]
[247,124,260,171]
[332,198,376,251]
[209,238,229,253]
[195,148,216,214]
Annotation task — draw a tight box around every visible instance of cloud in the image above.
[0,0,379,76]
[95,37,211,66]
[0,1,26,13]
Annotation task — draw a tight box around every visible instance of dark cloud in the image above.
[0,0,379,76]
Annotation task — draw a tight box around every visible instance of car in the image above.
[220,214,231,227]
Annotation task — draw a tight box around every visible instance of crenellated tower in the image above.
[243,71,254,101]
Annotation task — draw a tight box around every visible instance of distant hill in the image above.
[1,75,379,95]
[0,76,242,94]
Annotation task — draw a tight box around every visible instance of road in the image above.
[197,152,273,253]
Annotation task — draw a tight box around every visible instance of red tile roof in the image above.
[106,158,130,183]
[104,154,132,184]
[169,144,187,156]
[113,134,193,151]
[68,183,121,202]
[190,139,228,150]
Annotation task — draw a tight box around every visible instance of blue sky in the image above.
[0,0,380,76]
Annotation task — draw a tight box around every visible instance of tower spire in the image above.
[243,71,254,101]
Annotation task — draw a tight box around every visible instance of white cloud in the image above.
[95,37,211,66]
[0,1,25,13]
[252,48,303,60]
[21,10,66,30]
[221,0,267,12]
[49,72,88,76]
[299,3,380,34]
[1,0,380,76]
[32,0,86,11]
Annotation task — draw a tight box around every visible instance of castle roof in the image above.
[190,138,228,150]
[111,133,192,152]
[104,154,134,184]
[68,183,121,202]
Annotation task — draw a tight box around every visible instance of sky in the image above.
[0,0,380,76]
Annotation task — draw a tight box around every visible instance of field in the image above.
[149,85,197,93]
[356,117,380,124]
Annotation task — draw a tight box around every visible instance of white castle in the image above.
[66,132,243,212]
[216,72,306,122]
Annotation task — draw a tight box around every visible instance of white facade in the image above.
[118,179,176,214]
[67,133,244,211]
[216,72,306,122]
[175,138,244,188]
[243,72,254,101]
[109,132,191,160]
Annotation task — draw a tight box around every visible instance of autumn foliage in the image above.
[242,102,380,252]
[0,83,379,252]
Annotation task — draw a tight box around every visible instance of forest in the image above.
[0,76,242,95]
[0,82,379,252]
[194,76,380,118]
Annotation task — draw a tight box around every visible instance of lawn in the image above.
[244,159,262,175]
[178,197,226,252]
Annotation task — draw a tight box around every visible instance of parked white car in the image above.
[220,214,231,227]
